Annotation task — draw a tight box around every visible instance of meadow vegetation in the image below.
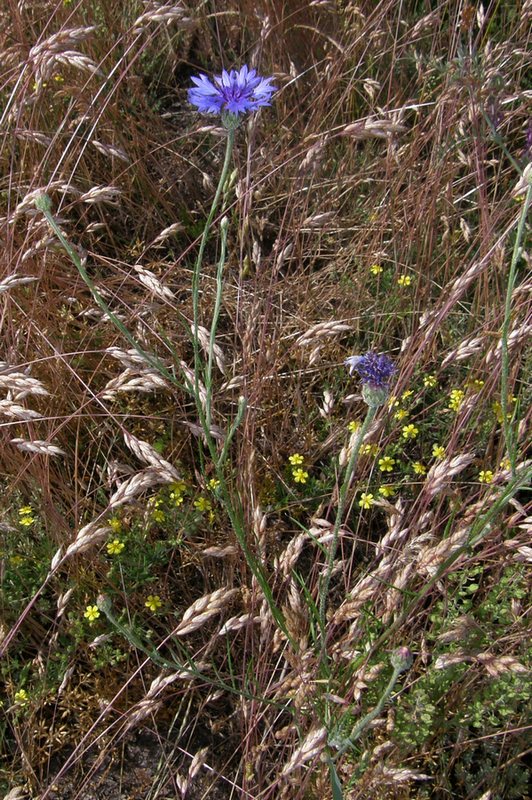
[0,1,531,798]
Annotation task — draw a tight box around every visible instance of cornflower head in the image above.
[345,351,396,407]
[188,65,276,128]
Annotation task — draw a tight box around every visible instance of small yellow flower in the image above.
[388,395,399,408]
[401,390,413,401]
[370,263,383,275]
[151,509,166,523]
[379,485,394,498]
[359,492,375,509]
[106,539,125,556]
[423,374,437,388]
[360,443,379,456]
[84,605,100,623]
[53,74,64,83]
[109,517,122,533]
[292,468,309,484]
[499,457,511,470]
[473,379,484,389]
[145,595,162,613]
[170,493,184,507]
[378,456,395,472]
[208,478,220,491]
[19,506,33,516]
[394,408,409,421]
[194,496,212,513]
[478,470,494,484]
[448,388,465,412]
[397,274,412,287]
[348,420,361,433]
[288,453,304,466]
[10,554,24,566]
[19,516,35,527]
[432,444,445,459]
[402,424,419,440]
[14,689,29,706]
[170,480,187,495]
[413,461,427,475]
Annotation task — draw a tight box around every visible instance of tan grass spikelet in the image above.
[92,140,130,163]
[0,274,39,291]
[423,452,475,499]
[0,372,50,399]
[280,726,327,778]
[123,430,179,480]
[28,25,97,83]
[174,588,239,637]
[416,527,470,576]
[101,368,169,399]
[218,613,261,636]
[484,322,532,365]
[10,438,65,456]
[109,467,175,508]
[133,265,175,301]
[151,222,185,246]
[133,2,192,30]
[194,324,226,374]
[0,400,42,420]
[441,335,485,367]
[295,320,351,347]
[63,523,112,560]
[78,185,122,204]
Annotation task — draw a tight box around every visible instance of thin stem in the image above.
[319,404,378,654]
[500,183,531,475]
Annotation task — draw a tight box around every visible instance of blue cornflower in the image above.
[345,352,396,407]
[188,65,276,120]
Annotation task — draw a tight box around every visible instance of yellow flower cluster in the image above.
[14,689,29,706]
[348,420,361,434]
[18,506,35,527]
[448,388,465,412]
[397,274,412,287]
[289,454,308,484]
[170,480,187,507]
[478,470,494,484]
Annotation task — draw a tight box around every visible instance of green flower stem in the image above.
[206,215,229,431]
[191,127,235,420]
[34,194,185,392]
[501,182,531,475]
[319,404,378,653]
[96,594,280,705]
[331,663,405,760]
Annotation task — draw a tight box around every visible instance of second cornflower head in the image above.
[345,351,396,407]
